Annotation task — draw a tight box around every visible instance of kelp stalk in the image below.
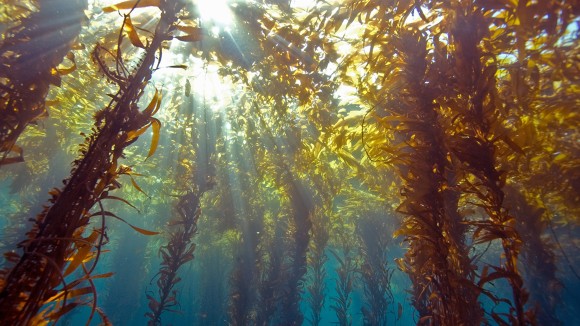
[330,245,356,326]
[0,1,184,323]
[505,186,561,325]
[0,0,87,166]
[446,9,531,324]
[146,191,202,325]
[306,207,329,326]
[391,29,482,325]
[357,214,394,326]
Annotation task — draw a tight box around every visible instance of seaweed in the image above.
[0,0,185,323]
[0,0,87,166]
[0,0,577,324]
[278,176,313,326]
[146,191,202,325]
[387,28,483,325]
[505,186,562,325]
[445,9,532,324]
[255,220,285,326]
[357,212,394,326]
[306,206,330,326]
[330,244,357,326]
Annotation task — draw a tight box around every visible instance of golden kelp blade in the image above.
[175,27,204,42]
[103,0,161,12]
[147,117,161,159]
[123,15,145,48]
[64,230,100,276]
[143,88,161,116]
[90,210,159,235]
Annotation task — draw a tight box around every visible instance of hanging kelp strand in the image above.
[146,191,202,326]
[0,0,186,324]
[0,0,88,166]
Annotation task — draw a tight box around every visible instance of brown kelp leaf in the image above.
[95,307,113,326]
[64,230,100,276]
[123,15,145,48]
[143,88,160,116]
[500,135,525,155]
[103,0,161,12]
[146,117,161,159]
[89,272,114,279]
[175,24,200,34]
[46,302,81,320]
[129,174,149,197]
[4,251,20,263]
[57,61,77,75]
[175,28,203,42]
[478,268,521,287]
[126,122,151,142]
[46,287,92,303]
[165,64,188,69]
[94,210,159,235]
[0,156,24,166]
[102,195,140,212]
[0,144,24,166]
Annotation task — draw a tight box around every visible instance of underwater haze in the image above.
[0,0,579,325]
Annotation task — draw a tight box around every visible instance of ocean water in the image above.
[1,0,579,325]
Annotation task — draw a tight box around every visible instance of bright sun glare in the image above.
[194,0,234,28]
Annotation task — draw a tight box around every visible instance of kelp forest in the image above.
[0,0,578,325]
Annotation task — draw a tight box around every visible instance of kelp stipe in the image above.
[227,217,262,326]
[505,186,562,325]
[0,0,186,323]
[225,132,265,326]
[279,176,313,326]
[146,191,202,325]
[255,220,285,325]
[445,8,532,324]
[386,29,483,325]
[357,213,395,326]
[330,242,356,326]
[306,206,330,326]
[0,0,87,166]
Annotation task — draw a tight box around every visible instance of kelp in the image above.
[227,217,262,326]
[146,191,202,325]
[0,0,87,166]
[278,173,314,326]
[225,131,265,326]
[330,244,356,326]
[0,0,578,324]
[255,220,285,326]
[385,28,482,325]
[444,8,532,324]
[357,212,395,326]
[306,206,330,326]
[0,0,186,323]
[505,186,562,325]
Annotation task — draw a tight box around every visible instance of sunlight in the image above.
[194,0,234,28]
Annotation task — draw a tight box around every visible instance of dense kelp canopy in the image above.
[0,0,578,325]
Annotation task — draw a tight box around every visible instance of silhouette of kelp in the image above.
[0,0,187,323]
[445,10,532,324]
[0,0,87,166]
[278,176,313,326]
[146,191,201,325]
[357,213,394,326]
[306,207,329,326]
[228,220,262,326]
[386,28,483,325]
[330,244,356,326]
[505,186,562,325]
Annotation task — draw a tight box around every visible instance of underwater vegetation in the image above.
[0,0,579,325]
